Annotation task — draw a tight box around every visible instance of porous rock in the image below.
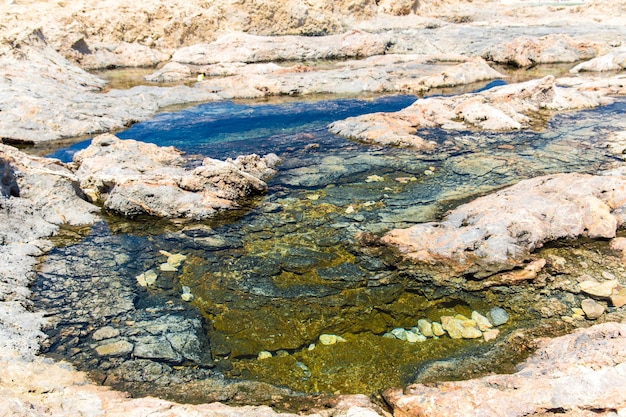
[71,134,280,219]
[483,34,606,67]
[382,172,626,274]
[329,75,611,149]
[385,322,626,417]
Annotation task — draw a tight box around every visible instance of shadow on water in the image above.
[32,85,626,405]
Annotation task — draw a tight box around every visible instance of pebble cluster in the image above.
[383,307,510,343]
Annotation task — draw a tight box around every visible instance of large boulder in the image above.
[382,172,626,274]
[72,134,280,219]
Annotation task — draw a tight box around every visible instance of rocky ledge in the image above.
[328,74,623,149]
[382,171,626,278]
[71,134,280,219]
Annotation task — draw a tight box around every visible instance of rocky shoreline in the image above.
[2,0,626,416]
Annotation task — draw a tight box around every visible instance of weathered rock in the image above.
[570,46,626,73]
[0,29,219,143]
[92,326,120,341]
[384,322,626,417]
[329,75,612,149]
[483,34,606,67]
[488,307,510,327]
[72,41,170,70]
[95,340,134,357]
[382,172,626,274]
[144,61,193,82]
[580,299,606,319]
[172,31,391,65]
[579,279,620,298]
[71,134,280,219]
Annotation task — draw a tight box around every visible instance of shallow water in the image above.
[34,91,626,399]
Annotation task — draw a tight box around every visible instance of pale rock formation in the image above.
[385,322,626,417]
[329,75,612,149]
[382,172,626,274]
[188,54,503,100]
[144,61,193,82]
[570,47,626,73]
[0,28,219,143]
[71,40,170,70]
[71,134,280,219]
[483,34,606,67]
[171,31,392,65]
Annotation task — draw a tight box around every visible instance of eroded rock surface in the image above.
[0,143,99,358]
[382,172,626,274]
[570,46,626,73]
[71,134,280,219]
[385,322,626,417]
[483,34,606,67]
[329,75,613,149]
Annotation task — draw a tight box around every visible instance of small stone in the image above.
[258,351,272,360]
[382,332,396,339]
[483,329,500,342]
[406,330,427,343]
[92,326,120,341]
[579,279,619,298]
[136,269,157,287]
[489,307,510,326]
[418,319,434,337]
[308,344,316,350]
[432,322,446,336]
[561,316,575,324]
[391,328,408,341]
[95,340,134,357]
[571,307,585,316]
[610,288,626,308]
[306,194,320,201]
[319,334,346,345]
[115,254,131,265]
[581,298,606,319]
[471,311,493,332]
[365,174,385,183]
[441,316,464,339]
[345,205,356,214]
[424,170,434,176]
[181,286,194,302]
[159,262,178,272]
[167,253,187,268]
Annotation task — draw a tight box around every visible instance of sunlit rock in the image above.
[136,269,158,287]
[570,47,626,73]
[95,340,134,357]
[417,319,434,337]
[483,34,606,67]
[581,299,606,320]
[471,311,493,332]
[319,334,347,345]
[72,134,280,219]
[488,307,510,327]
[579,279,619,298]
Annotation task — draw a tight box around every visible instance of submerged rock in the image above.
[382,172,626,275]
[71,134,280,219]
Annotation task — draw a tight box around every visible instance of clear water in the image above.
[35,92,626,399]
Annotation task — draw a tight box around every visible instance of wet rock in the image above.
[382,172,626,274]
[92,326,120,341]
[579,279,619,298]
[316,263,366,284]
[133,336,182,363]
[471,311,493,332]
[95,340,134,357]
[385,322,626,417]
[488,307,510,326]
[570,46,626,73]
[71,134,280,219]
[483,34,606,67]
[329,76,612,149]
[319,334,347,345]
[581,299,606,320]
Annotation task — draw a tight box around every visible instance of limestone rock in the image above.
[329,75,611,149]
[95,340,134,357]
[384,322,626,417]
[488,307,510,327]
[71,134,280,219]
[145,62,193,82]
[579,279,619,298]
[418,319,434,337]
[483,34,605,67]
[72,41,170,70]
[570,47,626,73]
[471,311,493,332]
[172,31,391,65]
[580,299,606,320]
[92,326,120,341]
[382,172,626,274]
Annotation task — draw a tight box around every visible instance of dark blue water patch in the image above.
[472,79,507,93]
[48,95,418,162]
